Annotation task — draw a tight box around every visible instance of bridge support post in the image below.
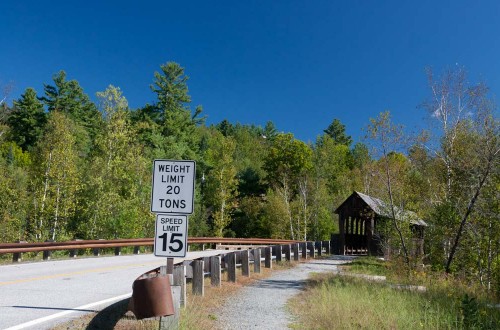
[293,243,300,261]
[210,256,221,287]
[252,248,261,273]
[227,252,237,282]
[241,250,250,277]
[264,247,272,269]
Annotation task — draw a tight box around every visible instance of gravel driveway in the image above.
[216,255,354,329]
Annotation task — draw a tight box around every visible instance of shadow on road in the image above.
[86,298,129,330]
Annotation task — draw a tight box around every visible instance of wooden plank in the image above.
[173,265,187,307]
[210,255,221,287]
[252,249,261,273]
[192,259,204,296]
[227,252,237,282]
[264,246,272,269]
[241,249,250,277]
[301,242,307,259]
[293,243,299,261]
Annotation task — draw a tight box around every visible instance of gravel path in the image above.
[216,255,355,330]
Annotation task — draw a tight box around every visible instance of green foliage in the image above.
[9,88,46,150]
[324,118,352,147]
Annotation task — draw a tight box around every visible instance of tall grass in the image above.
[289,274,500,329]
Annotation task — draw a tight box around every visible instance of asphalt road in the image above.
[0,250,225,330]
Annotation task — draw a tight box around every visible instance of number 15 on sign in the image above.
[154,214,188,257]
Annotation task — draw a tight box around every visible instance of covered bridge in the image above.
[334,191,427,256]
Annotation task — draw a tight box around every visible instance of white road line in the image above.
[4,293,132,330]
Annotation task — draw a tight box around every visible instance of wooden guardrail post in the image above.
[264,247,272,269]
[173,264,187,308]
[323,240,330,254]
[301,242,307,259]
[292,243,299,261]
[227,252,237,282]
[284,244,291,261]
[210,255,221,287]
[192,259,204,296]
[160,265,180,330]
[43,240,54,260]
[93,239,105,256]
[308,241,315,258]
[241,249,250,277]
[114,246,121,256]
[316,241,322,256]
[252,248,261,273]
[133,246,141,254]
[12,240,27,262]
[274,245,282,262]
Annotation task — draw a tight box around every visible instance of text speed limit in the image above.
[154,214,188,257]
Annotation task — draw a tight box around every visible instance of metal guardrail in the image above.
[0,237,300,257]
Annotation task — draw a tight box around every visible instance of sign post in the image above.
[141,159,196,326]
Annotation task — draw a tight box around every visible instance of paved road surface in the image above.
[0,251,225,330]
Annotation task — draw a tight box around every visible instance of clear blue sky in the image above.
[3,1,500,143]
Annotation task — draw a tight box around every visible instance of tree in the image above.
[9,88,46,151]
[264,133,312,239]
[366,111,410,264]
[31,112,79,241]
[204,130,238,237]
[40,71,101,156]
[421,67,500,273]
[324,118,352,147]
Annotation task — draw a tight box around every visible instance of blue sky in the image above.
[3,1,500,143]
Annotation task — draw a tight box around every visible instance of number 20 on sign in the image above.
[154,214,188,257]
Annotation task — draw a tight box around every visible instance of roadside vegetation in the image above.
[289,257,500,329]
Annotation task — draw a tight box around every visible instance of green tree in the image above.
[9,88,46,151]
[205,131,238,237]
[264,133,312,239]
[324,118,352,147]
[32,112,79,241]
[40,71,101,156]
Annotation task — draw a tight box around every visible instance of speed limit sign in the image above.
[154,214,188,257]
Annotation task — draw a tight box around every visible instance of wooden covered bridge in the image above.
[334,191,427,256]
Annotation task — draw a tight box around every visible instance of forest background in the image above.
[0,62,498,294]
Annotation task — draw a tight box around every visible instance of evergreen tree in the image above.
[9,88,46,151]
[324,118,352,147]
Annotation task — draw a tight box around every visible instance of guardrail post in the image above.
[274,245,282,262]
[301,242,307,259]
[12,240,27,262]
[210,255,221,287]
[69,239,82,258]
[133,246,141,254]
[323,240,330,254]
[192,259,205,296]
[93,239,105,256]
[160,265,180,330]
[252,248,261,273]
[265,247,272,269]
[227,252,237,282]
[173,265,187,308]
[284,244,291,261]
[241,249,250,277]
[316,241,322,256]
[293,243,299,261]
[43,240,54,260]
[114,247,121,256]
[308,241,315,258]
